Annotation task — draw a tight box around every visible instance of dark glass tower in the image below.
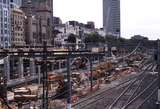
[103,0,121,37]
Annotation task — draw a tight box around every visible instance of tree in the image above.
[84,33,105,44]
[67,34,77,43]
[131,35,148,41]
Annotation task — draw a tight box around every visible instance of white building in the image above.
[82,28,95,35]
[0,0,11,48]
[54,24,66,46]
[65,21,81,36]
[96,29,106,37]
[54,22,82,48]
[54,21,105,48]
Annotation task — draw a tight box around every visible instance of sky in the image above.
[53,0,160,40]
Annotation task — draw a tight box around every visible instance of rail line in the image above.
[107,70,157,109]
[72,60,154,109]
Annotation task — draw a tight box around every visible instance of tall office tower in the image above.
[0,0,11,48]
[21,0,53,45]
[103,0,120,38]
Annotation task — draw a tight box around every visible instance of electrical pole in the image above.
[157,39,160,109]
[67,46,72,109]
[4,56,10,82]
[89,57,93,91]
[108,44,112,57]
[1,56,10,108]
[38,65,41,85]
[42,41,48,109]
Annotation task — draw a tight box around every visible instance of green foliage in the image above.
[67,34,77,43]
[84,33,156,48]
[84,33,105,44]
[105,35,128,46]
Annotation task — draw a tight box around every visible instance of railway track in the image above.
[72,61,156,109]
[107,68,157,109]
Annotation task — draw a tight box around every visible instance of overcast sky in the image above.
[53,0,160,40]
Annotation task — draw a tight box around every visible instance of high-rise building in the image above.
[21,0,53,45]
[10,0,25,46]
[11,8,25,46]
[103,0,120,37]
[0,0,11,48]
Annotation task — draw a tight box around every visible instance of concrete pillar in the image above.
[4,56,10,81]
[51,62,54,71]
[59,61,61,69]
[37,65,41,85]
[30,59,36,76]
[18,58,24,78]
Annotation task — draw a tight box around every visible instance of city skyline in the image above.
[53,0,160,40]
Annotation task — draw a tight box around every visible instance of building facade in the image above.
[53,16,62,26]
[0,0,11,48]
[54,21,98,48]
[86,21,95,29]
[103,0,120,37]
[21,0,53,45]
[11,8,25,46]
[10,0,22,9]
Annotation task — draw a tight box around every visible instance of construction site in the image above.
[0,41,159,109]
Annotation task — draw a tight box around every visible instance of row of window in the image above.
[0,23,10,28]
[12,14,24,19]
[0,0,10,4]
[11,32,23,36]
[0,8,9,16]
[0,17,9,22]
[0,3,10,11]
[11,37,24,42]
[11,27,23,31]
[12,20,23,26]
[0,29,10,34]
[0,36,10,41]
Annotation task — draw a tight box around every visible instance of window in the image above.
[4,30,7,34]
[10,4,13,8]
[4,23,7,28]
[4,10,7,16]
[1,37,3,41]
[3,0,6,4]
[4,17,7,22]
[5,37,8,41]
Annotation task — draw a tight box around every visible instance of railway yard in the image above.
[73,63,157,109]
[1,0,160,109]
[0,44,159,109]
